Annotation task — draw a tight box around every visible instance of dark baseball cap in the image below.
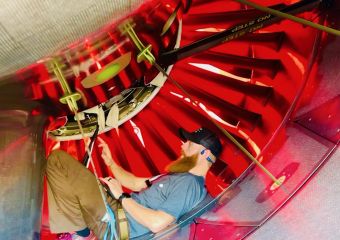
[179,127,222,158]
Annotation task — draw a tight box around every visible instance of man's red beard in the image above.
[165,152,199,173]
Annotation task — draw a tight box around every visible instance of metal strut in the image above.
[234,0,340,36]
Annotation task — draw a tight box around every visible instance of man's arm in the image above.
[122,198,175,233]
[101,177,176,233]
[107,162,148,192]
[98,138,148,191]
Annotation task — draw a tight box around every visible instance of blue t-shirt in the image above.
[126,172,207,238]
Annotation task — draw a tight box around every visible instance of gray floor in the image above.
[247,14,340,240]
[248,146,340,240]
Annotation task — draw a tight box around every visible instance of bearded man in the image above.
[46,127,222,240]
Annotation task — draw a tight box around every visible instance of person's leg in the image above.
[46,150,107,238]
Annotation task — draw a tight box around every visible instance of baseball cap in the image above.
[179,127,222,158]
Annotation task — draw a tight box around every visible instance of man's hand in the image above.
[98,137,149,192]
[100,177,123,199]
[98,137,115,167]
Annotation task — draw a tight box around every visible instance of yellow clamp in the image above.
[119,19,156,65]
[50,59,81,113]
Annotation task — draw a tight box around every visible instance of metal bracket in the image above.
[49,59,81,113]
[118,19,156,65]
